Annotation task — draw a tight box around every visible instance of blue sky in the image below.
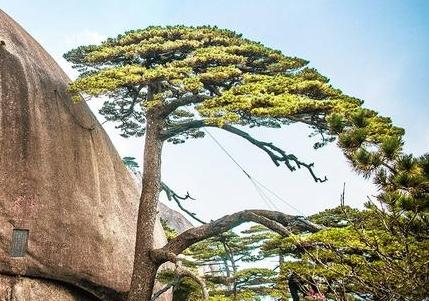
[2,0,428,219]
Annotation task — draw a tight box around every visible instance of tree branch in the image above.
[175,261,209,300]
[161,120,206,140]
[160,95,209,118]
[152,210,323,263]
[150,282,176,301]
[150,254,209,300]
[160,182,207,225]
[221,124,327,183]
[110,85,144,121]
[161,121,327,183]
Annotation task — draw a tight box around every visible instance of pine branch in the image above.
[150,254,209,300]
[160,182,206,224]
[151,210,323,263]
[161,94,209,118]
[161,121,327,182]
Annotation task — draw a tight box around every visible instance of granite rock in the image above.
[0,9,170,301]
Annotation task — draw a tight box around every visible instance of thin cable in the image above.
[204,127,276,210]
[202,126,303,215]
[202,128,251,179]
[182,107,303,215]
[252,181,273,210]
[251,179,278,210]
[252,178,305,216]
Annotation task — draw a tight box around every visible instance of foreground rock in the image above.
[0,10,170,301]
[0,275,98,301]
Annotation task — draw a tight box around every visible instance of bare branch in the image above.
[160,182,207,224]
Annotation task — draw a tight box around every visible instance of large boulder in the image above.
[0,275,98,301]
[0,10,170,301]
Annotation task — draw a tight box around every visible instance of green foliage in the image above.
[186,230,267,265]
[184,227,276,300]
[65,25,403,178]
[160,218,178,241]
[278,218,429,300]
[273,186,428,300]
[122,156,139,169]
[262,147,428,300]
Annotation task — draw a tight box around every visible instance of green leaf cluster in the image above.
[65,25,403,178]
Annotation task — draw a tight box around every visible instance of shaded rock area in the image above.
[0,275,98,301]
[0,10,171,301]
[158,202,193,233]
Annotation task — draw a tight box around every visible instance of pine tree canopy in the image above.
[64,26,404,180]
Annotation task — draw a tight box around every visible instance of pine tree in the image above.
[185,227,275,300]
[272,152,429,300]
[64,26,403,301]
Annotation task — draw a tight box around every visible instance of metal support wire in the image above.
[201,126,305,216]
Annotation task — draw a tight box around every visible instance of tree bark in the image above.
[128,113,164,301]
[154,210,322,260]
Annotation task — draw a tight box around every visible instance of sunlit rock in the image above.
[0,9,170,301]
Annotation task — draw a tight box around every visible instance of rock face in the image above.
[158,202,194,233]
[0,275,99,301]
[0,10,170,301]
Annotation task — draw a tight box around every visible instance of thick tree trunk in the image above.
[128,114,164,301]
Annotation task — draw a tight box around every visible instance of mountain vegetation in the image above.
[63,26,423,301]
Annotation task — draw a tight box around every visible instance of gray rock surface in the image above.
[0,275,98,301]
[0,9,171,301]
[158,202,194,233]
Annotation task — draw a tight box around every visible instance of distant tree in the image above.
[159,218,178,242]
[185,227,274,300]
[271,152,429,300]
[64,26,402,301]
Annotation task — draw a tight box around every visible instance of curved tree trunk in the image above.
[128,114,164,301]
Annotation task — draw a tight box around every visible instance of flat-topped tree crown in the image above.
[65,26,407,301]
[65,25,404,180]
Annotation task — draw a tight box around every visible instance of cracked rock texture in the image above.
[0,9,171,301]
